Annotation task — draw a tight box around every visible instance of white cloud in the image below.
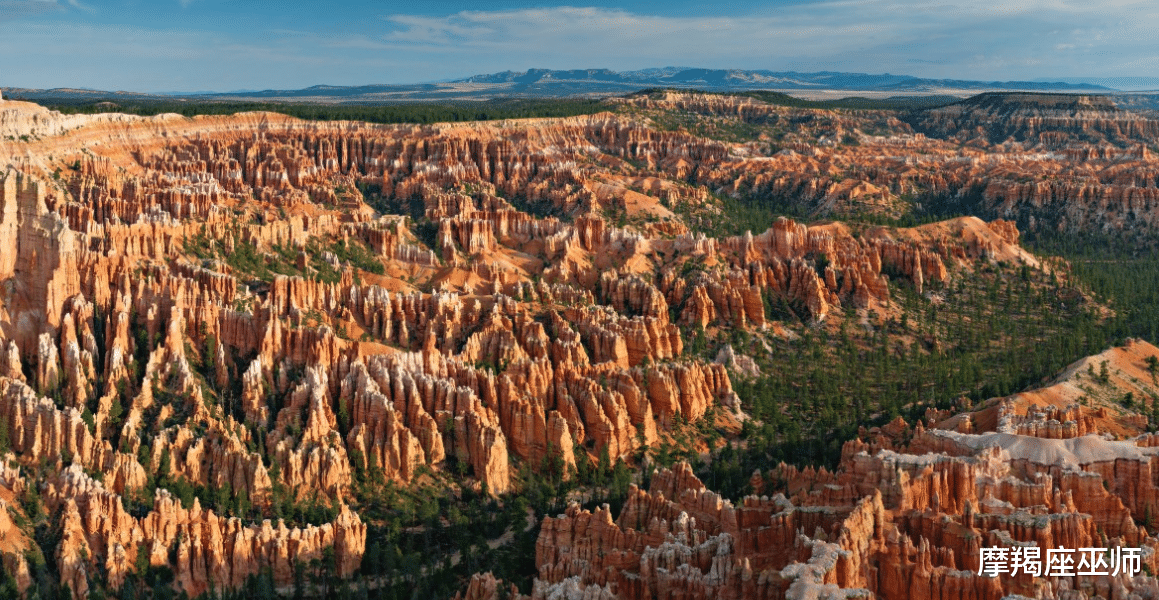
[0,0,63,21]
[3,1,1159,90]
[66,0,93,13]
[0,20,433,91]
[366,2,1159,80]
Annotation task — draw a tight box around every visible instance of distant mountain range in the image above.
[3,67,1144,106]
[452,67,1115,92]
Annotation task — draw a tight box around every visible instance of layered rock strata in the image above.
[0,93,1129,597]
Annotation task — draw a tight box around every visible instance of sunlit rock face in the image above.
[528,344,1159,600]
[1,91,1157,598]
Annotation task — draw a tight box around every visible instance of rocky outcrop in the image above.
[0,377,147,494]
[41,464,366,599]
[913,93,1159,146]
[138,489,366,597]
[531,443,1159,600]
[3,92,1152,599]
[529,340,1159,600]
[625,92,1159,234]
[453,572,527,600]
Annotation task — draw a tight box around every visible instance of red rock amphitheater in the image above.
[0,91,1156,599]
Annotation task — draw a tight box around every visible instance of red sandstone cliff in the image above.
[0,93,1153,598]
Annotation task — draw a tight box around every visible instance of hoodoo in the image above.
[0,88,1157,599]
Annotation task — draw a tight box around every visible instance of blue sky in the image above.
[3,0,1158,92]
